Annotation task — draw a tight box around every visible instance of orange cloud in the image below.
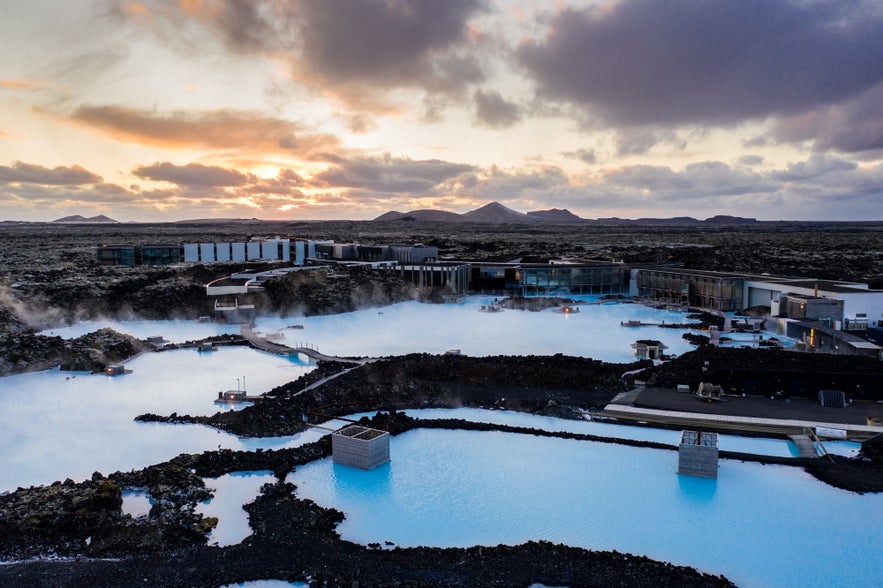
[0,79,47,90]
[124,2,150,16]
[66,105,341,157]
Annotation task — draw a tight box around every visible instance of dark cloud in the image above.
[517,1,883,128]
[473,90,521,128]
[0,161,102,185]
[316,154,475,193]
[615,130,660,156]
[770,82,883,153]
[154,0,488,107]
[0,181,141,205]
[738,155,764,167]
[69,105,340,155]
[133,162,250,187]
[562,148,597,165]
[289,0,487,97]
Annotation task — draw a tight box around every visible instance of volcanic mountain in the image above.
[374,202,582,223]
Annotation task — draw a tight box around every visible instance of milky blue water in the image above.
[380,407,861,458]
[121,489,152,518]
[289,429,883,588]
[0,347,314,490]
[8,298,876,587]
[196,471,276,547]
[40,297,720,362]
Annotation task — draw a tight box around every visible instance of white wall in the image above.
[246,241,261,260]
[839,292,883,328]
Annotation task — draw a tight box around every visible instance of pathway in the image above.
[601,404,883,440]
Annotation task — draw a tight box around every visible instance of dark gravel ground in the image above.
[635,387,883,425]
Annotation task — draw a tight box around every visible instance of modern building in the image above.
[97,244,182,266]
[183,238,291,263]
[634,267,744,310]
[398,262,471,294]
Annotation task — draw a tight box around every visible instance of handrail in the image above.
[803,426,835,462]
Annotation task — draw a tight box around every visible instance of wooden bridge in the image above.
[240,325,371,364]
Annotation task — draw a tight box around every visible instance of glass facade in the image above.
[520,265,627,297]
[96,246,136,266]
[635,269,743,310]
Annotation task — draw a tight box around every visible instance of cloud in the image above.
[131,0,488,110]
[738,155,764,167]
[517,0,883,129]
[768,154,856,182]
[603,161,778,198]
[68,105,340,155]
[562,148,597,165]
[473,89,521,128]
[0,161,102,185]
[0,79,47,90]
[770,82,883,154]
[316,154,475,193]
[133,162,250,187]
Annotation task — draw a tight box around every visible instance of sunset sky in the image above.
[2,0,882,222]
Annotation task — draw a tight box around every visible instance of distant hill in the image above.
[52,214,118,224]
[704,215,759,225]
[377,209,465,222]
[462,202,534,223]
[526,208,582,222]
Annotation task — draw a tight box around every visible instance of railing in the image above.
[291,342,319,352]
[803,426,834,462]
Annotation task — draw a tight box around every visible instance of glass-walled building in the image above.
[519,264,629,297]
[635,267,744,310]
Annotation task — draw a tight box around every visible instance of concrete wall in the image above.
[246,241,261,260]
[678,431,718,478]
[332,425,390,470]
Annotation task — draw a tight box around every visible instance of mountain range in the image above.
[373,202,758,225]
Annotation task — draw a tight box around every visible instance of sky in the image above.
[1,0,882,222]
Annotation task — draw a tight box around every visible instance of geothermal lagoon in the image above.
[5,297,881,587]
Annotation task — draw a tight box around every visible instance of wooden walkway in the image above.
[789,434,820,458]
[240,325,372,365]
[601,404,883,440]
